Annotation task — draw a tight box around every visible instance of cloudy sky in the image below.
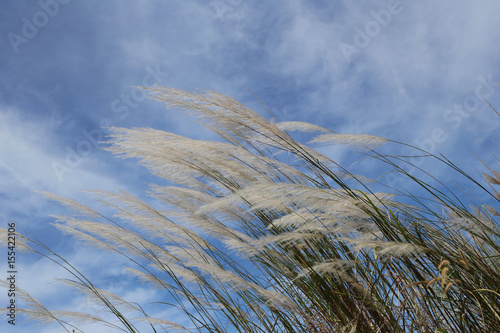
[1,0,500,331]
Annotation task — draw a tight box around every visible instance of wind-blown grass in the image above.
[2,87,500,332]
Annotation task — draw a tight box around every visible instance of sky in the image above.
[1,0,500,332]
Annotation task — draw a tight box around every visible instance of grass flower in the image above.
[6,88,500,332]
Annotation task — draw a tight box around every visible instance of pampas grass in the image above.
[4,87,500,332]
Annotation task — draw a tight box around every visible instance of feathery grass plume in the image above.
[309,133,388,150]
[275,120,331,133]
[0,227,34,253]
[135,317,190,332]
[17,87,500,332]
[38,191,105,219]
[0,280,132,332]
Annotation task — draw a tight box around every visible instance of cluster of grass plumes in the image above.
[3,88,500,332]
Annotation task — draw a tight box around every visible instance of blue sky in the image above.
[1,0,500,331]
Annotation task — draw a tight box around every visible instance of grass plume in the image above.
[5,88,500,332]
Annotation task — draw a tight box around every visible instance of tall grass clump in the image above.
[2,87,500,332]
